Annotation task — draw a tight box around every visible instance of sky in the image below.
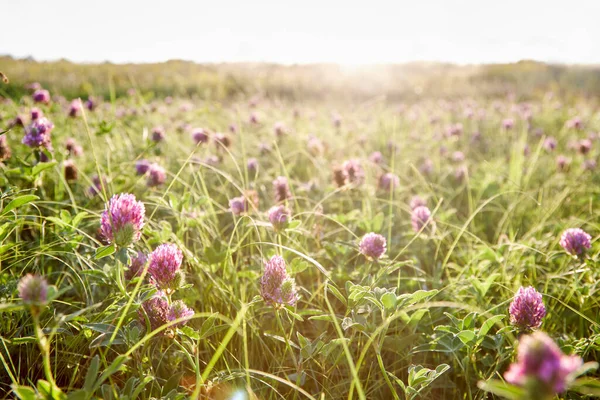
[3,0,600,65]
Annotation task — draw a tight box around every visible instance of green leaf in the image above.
[11,385,36,400]
[478,315,505,338]
[181,326,200,340]
[327,284,347,306]
[381,292,397,310]
[477,379,525,399]
[94,244,116,260]
[286,220,302,230]
[32,160,58,176]
[0,302,25,313]
[456,330,477,345]
[67,390,88,400]
[84,355,100,391]
[1,195,39,216]
[83,323,116,334]
[571,377,600,395]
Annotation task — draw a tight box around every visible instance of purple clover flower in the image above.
[560,228,591,256]
[260,255,299,306]
[22,117,54,148]
[247,158,259,174]
[138,292,170,331]
[509,286,546,330]
[18,274,49,305]
[409,195,427,210]
[273,176,292,203]
[359,232,387,260]
[147,163,166,187]
[135,159,151,175]
[411,206,434,233]
[148,244,184,292]
[229,196,247,216]
[100,193,145,248]
[151,126,165,142]
[125,251,148,281]
[268,205,291,231]
[378,172,400,192]
[68,100,81,117]
[192,128,208,144]
[504,331,583,395]
[32,89,50,104]
[168,300,194,328]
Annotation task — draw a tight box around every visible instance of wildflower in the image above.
[63,160,78,181]
[543,137,557,152]
[168,300,194,328]
[369,151,383,164]
[22,117,54,148]
[409,195,426,210]
[151,126,165,142]
[504,331,583,395]
[11,114,26,128]
[578,139,592,155]
[135,159,151,175]
[249,112,259,124]
[0,135,11,161]
[341,159,364,185]
[87,175,105,196]
[32,89,50,104]
[509,286,546,330]
[148,244,184,292]
[18,274,48,306]
[192,128,208,144]
[359,233,387,260]
[100,193,145,248]
[332,166,346,187]
[247,158,259,174]
[502,119,514,130]
[205,155,220,166]
[454,165,467,182]
[378,172,400,192]
[147,163,166,187]
[259,142,271,154]
[447,123,463,137]
[274,122,286,137]
[556,155,570,172]
[85,97,96,111]
[307,136,325,156]
[560,228,591,256]
[260,255,298,306]
[68,100,81,117]
[268,205,291,231]
[214,132,231,148]
[30,108,43,121]
[333,113,342,128]
[411,206,434,233]
[583,159,597,171]
[65,138,83,156]
[419,159,433,176]
[229,196,247,216]
[273,176,292,202]
[566,117,583,130]
[124,252,148,280]
[451,151,465,163]
[138,293,170,331]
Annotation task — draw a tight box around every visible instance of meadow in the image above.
[1,59,600,399]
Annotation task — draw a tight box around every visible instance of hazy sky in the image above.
[3,0,599,65]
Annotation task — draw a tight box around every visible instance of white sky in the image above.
[3,0,599,65]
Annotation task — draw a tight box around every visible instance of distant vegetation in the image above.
[2,56,600,102]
